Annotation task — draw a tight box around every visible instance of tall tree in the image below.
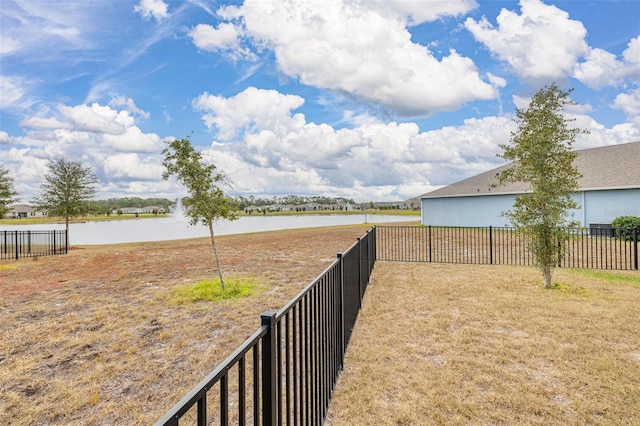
[162,138,237,290]
[496,83,587,289]
[0,165,19,218]
[32,159,98,242]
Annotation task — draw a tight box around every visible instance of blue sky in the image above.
[1,0,639,202]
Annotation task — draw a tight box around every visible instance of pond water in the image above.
[1,214,418,245]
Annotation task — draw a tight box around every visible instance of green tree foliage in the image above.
[0,165,19,218]
[612,216,640,240]
[162,138,237,290]
[89,197,173,214]
[497,83,588,289]
[32,158,98,241]
[232,194,356,209]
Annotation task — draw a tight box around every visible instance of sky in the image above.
[1,0,639,203]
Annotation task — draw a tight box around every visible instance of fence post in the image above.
[428,226,432,263]
[357,237,362,307]
[489,226,493,265]
[337,253,345,369]
[15,230,19,260]
[634,227,638,271]
[260,311,277,426]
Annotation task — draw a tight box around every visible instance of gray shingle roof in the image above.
[421,141,640,199]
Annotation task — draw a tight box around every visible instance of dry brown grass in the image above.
[0,224,377,425]
[326,263,640,425]
[3,222,638,425]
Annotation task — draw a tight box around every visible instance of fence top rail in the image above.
[375,225,518,231]
[1,229,67,234]
[154,324,268,426]
[375,225,640,233]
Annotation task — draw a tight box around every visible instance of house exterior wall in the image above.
[421,194,516,227]
[421,188,640,227]
[582,188,640,226]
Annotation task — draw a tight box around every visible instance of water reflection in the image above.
[1,214,417,245]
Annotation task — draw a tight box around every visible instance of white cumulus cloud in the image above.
[188,23,256,61]
[103,153,164,180]
[193,87,306,140]
[573,48,627,88]
[108,96,150,119]
[465,0,588,82]
[57,104,129,135]
[134,0,169,21]
[365,0,478,26]
[574,36,640,88]
[613,88,640,118]
[9,101,167,199]
[220,0,497,116]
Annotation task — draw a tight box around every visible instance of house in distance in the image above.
[420,141,640,231]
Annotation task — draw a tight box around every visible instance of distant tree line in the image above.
[231,195,356,209]
[91,197,174,214]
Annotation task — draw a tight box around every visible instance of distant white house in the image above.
[4,204,48,219]
[112,206,165,215]
[420,141,640,229]
[141,206,166,213]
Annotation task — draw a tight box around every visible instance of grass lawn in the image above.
[2,223,638,425]
[326,263,640,425]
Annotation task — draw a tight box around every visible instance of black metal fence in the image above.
[376,226,639,271]
[155,227,376,426]
[1,230,68,260]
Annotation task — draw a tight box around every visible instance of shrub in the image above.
[612,216,640,240]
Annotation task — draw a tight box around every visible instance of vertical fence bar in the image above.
[220,375,228,426]
[634,228,639,271]
[253,333,260,424]
[428,226,432,263]
[261,312,277,426]
[489,226,493,265]
[276,319,283,426]
[262,312,278,425]
[310,288,317,425]
[284,314,291,426]
[292,306,298,424]
[238,357,246,426]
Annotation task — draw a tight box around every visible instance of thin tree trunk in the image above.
[208,222,225,291]
[543,265,552,289]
